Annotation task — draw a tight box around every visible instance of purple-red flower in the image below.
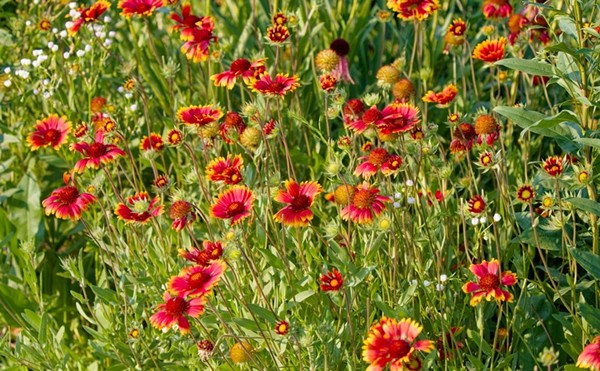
[462,259,517,306]
[71,130,126,173]
[210,185,254,226]
[28,114,70,150]
[169,260,227,297]
[273,180,322,227]
[114,192,164,224]
[42,185,95,221]
[577,336,600,370]
[150,292,205,334]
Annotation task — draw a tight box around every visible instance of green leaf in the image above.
[575,138,600,150]
[494,106,545,128]
[555,15,578,38]
[531,110,580,129]
[495,58,554,77]
[90,285,118,304]
[579,303,600,332]
[246,303,276,323]
[293,289,315,303]
[570,248,600,280]
[566,197,600,216]
[7,168,42,241]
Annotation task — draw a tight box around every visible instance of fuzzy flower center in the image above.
[227,201,245,216]
[44,129,61,143]
[329,278,339,288]
[189,271,210,289]
[170,200,192,219]
[353,189,376,209]
[87,142,107,158]
[165,296,189,317]
[230,59,251,74]
[269,81,285,93]
[57,186,79,205]
[362,108,382,124]
[479,273,500,292]
[389,339,411,359]
[368,148,390,166]
[290,194,311,211]
[131,199,150,213]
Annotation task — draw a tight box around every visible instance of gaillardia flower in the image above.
[542,156,564,177]
[363,317,435,370]
[177,105,223,127]
[68,0,111,35]
[42,185,95,221]
[320,268,343,291]
[472,38,506,63]
[170,2,201,39]
[422,84,458,105]
[140,133,164,152]
[347,106,385,134]
[516,184,535,203]
[467,195,486,214]
[180,17,217,62]
[28,114,70,150]
[273,179,322,227]
[205,154,244,185]
[71,130,126,173]
[354,148,402,178]
[275,320,290,335]
[266,24,290,44]
[444,18,467,52]
[169,260,227,297]
[341,182,390,224]
[462,259,517,306]
[150,292,205,334]
[118,0,164,17]
[211,58,267,89]
[576,336,600,371]
[115,191,164,224]
[169,200,196,232]
[379,102,421,135]
[387,0,440,21]
[251,73,300,97]
[482,0,512,19]
[210,185,254,226]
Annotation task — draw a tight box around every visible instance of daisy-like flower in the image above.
[71,130,126,173]
[169,260,227,297]
[467,195,486,214]
[379,102,421,135]
[266,24,290,43]
[347,106,385,134]
[422,84,458,106]
[387,0,440,21]
[114,191,164,224]
[273,179,322,227]
[197,339,215,362]
[42,185,95,221]
[482,0,512,19]
[516,184,535,203]
[478,151,494,167]
[205,154,244,185]
[354,148,402,179]
[170,2,201,39]
[577,336,600,370]
[272,12,287,25]
[341,182,390,224]
[210,185,254,226]
[177,105,223,127]
[542,156,564,177]
[275,320,290,335]
[362,317,435,370]
[180,240,224,266]
[320,268,343,291]
[118,0,164,17]
[180,17,217,63]
[472,38,506,63]
[149,292,205,334]
[28,114,70,150]
[140,133,164,152]
[462,259,517,306]
[220,112,247,143]
[69,0,111,35]
[343,98,366,124]
[167,129,183,145]
[444,18,467,52]
[251,73,300,97]
[319,73,338,92]
[169,200,196,232]
[211,58,267,89]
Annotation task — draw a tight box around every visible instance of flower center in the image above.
[57,186,79,205]
[132,199,150,213]
[362,108,382,124]
[189,271,210,289]
[368,148,390,166]
[44,129,61,143]
[329,279,339,288]
[165,296,189,317]
[353,189,376,209]
[479,273,500,291]
[170,200,192,219]
[269,81,285,93]
[222,168,242,184]
[230,59,251,74]
[227,201,245,216]
[87,142,107,158]
[389,339,411,360]
[290,195,311,211]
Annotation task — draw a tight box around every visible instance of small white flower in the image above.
[59,30,68,38]
[20,58,31,65]
[32,61,40,68]
[33,88,39,95]
[47,41,55,49]
[69,10,81,20]
[479,216,487,224]
[63,52,70,59]
[103,39,112,47]
[3,79,11,87]
[43,91,51,99]
[410,279,418,285]
[104,16,111,23]
[407,197,416,204]
[440,274,447,282]
[117,86,124,93]
[33,0,39,4]
[43,79,50,85]
[32,49,43,57]
[493,213,502,222]
[65,21,74,30]
[108,31,116,38]
[406,179,414,187]
[68,2,77,9]
[423,280,431,287]
[52,28,59,33]
[36,55,48,63]
[471,217,479,226]
[25,21,32,27]
[51,45,59,52]
[15,69,29,79]
[436,283,444,291]
[3,67,10,74]
[394,192,402,200]
[76,50,85,57]
[393,201,401,209]
[130,104,138,111]
[124,92,133,99]
[85,44,92,52]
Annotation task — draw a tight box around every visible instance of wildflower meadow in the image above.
[2,0,600,369]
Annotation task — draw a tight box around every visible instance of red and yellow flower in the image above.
[28,114,70,150]
[68,0,111,35]
[341,182,390,224]
[482,0,512,19]
[42,185,95,221]
[347,106,385,134]
[275,320,290,335]
[140,133,164,152]
[180,17,217,63]
[180,240,224,266]
[273,179,322,227]
[542,156,564,177]
[211,58,267,89]
[422,84,458,105]
[462,259,517,306]
[71,130,126,173]
[363,317,435,370]
[170,2,201,40]
[387,0,440,21]
[205,154,244,185]
[577,336,600,371]
[320,268,343,291]
[169,260,227,297]
[177,105,223,127]
[210,185,254,226]
[444,18,467,50]
[467,195,486,214]
[251,73,300,97]
[354,148,402,178]
[118,0,164,17]
[472,38,506,63]
[516,184,535,203]
[379,102,421,135]
[266,24,290,43]
[149,292,205,334]
[114,192,164,224]
[169,200,196,232]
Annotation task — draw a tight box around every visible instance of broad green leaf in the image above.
[494,106,545,128]
[570,248,600,280]
[247,303,276,323]
[0,284,36,328]
[566,197,600,216]
[579,303,600,332]
[495,58,554,77]
[91,285,118,304]
[293,289,315,303]
[531,110,580,129]
[555,15,578,38]
[575,138,600,150]
[8,169,42,241]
